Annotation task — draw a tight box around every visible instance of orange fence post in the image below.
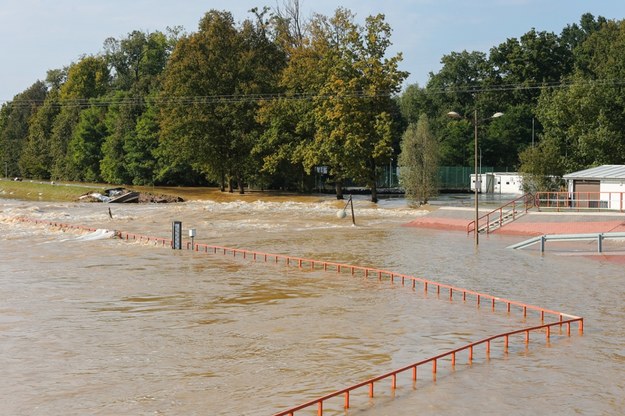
[344,391,350,409]
[546,326,550,341]
[369,382,374,398]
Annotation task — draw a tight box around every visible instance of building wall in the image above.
[600,180,625,210]
[470,173,522,194]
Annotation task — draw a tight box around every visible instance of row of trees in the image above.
[400,12,625,197]
[2,3,625,204]
[0,5,406,202]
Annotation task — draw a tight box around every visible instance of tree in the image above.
[518,140,564,192]
[19,89,60,179]
[60,56,109,101]
[65,104,108,181]
[104,30,174,93]
[48,56,110,179]
[0,81,47,178]
[488,29,574,104]
[308,9,407,202]
[534,18,625,173]
[100,92,138,184]
[398,115,439,205]
[126,102,160,185]
[254,4,331,192]
[160,9,285,193]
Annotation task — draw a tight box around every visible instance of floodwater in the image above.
[0,192,624,415]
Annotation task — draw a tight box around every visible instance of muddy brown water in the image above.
[1,193,624,415]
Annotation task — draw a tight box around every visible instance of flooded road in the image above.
[0,193,623,415]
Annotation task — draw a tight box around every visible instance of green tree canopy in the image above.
[398,114,439,205]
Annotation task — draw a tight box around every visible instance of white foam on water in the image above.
[73,229,116,241]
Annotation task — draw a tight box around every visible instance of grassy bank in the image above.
[0,179,106,202]
[0,178,337,204]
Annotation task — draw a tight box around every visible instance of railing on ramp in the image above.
[468,193,535,235]
[508,231,625,252]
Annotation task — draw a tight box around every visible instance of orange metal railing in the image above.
[535,191,625,212]
[467,193,535,235]
[15,217,584,416]
[273,319,581,416]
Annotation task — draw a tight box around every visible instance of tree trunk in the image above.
[335,180,344,200]
[370,182,378,203]
[237,174,245,194]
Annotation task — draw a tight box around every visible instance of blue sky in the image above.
[1,0,625,101]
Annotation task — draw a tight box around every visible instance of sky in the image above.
[1,0,625,102]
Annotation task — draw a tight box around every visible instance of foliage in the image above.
[65,104,108,182]
[518,140,565,192]
[0,81,48,177]
[159,9,285,193]
[19,89,60,179]
[398,115,439,205]
[2,9,625,201]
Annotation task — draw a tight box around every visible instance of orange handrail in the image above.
[273,318,582,416]
[467,193,535,235]
[535,191,625,212]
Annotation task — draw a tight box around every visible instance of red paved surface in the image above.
[405,208,625,236]
[405,207,625,264]
[496,220,625,236]
[403,216,469,232]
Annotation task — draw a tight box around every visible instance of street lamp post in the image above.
[447,110,503,247]
[473,109,479,246]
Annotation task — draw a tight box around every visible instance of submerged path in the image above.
[15,216,584,415]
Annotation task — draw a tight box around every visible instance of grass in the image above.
[0,179,106,202]
[0,178,333,203]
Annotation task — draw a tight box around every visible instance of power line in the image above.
[1,90,396,108]
[3,78,625,109]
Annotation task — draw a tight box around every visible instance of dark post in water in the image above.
[172,221,182,249]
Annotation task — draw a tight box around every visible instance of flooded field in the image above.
[0,193,623,415]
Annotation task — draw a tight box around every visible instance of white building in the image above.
[563,165,625,210]
[470,172,523,194]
